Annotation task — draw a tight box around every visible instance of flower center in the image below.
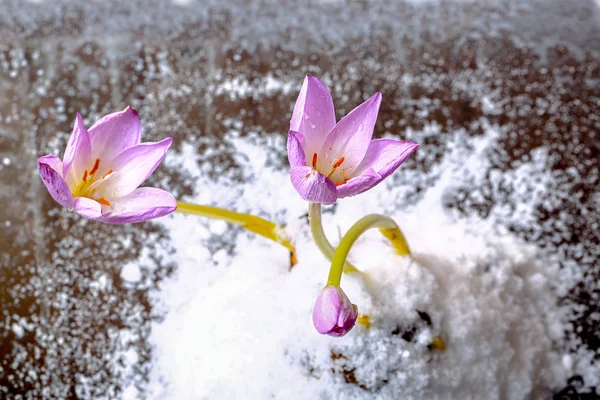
[311,153,348,185]
[327,156,345,179]
[71,158,113,205]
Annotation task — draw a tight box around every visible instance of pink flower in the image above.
[37,107,176,224]
[287,75,419,204]
[312,285,358,337]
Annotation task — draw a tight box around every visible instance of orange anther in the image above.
[97,198,111,206]
[82,170,88,182]
[312,153,318,168]
[336,178,350,186]
[102,169,113,179]
[333,157,345,168]
[89,158,101,175]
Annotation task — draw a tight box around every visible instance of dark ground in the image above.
[0,0,599,398]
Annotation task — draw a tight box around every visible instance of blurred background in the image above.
[0,0,599,398]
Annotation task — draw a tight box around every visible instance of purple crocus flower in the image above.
[287,75,419,204]
[37,106,176,224]
[312,285,358,337]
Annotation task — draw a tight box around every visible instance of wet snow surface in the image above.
[0,0,599,398]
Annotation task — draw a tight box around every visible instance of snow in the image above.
[148,123,594,399]
[121,263,142,283]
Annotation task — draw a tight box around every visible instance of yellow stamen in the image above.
[102,169,113,179]
[327,156,345,179]
[89,158,101,175]
[332,157,345,168]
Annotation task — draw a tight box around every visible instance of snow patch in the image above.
[148,125,589,399]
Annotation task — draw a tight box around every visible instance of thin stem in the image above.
[176,201,296,265]
[327,214,411,287]
[308,202,359,274]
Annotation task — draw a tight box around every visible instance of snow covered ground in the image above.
[144,125,595,399]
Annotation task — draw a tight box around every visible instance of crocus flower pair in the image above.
[38,107,176,224]
[37,75,418,338]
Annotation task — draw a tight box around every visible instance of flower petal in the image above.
[335,168,381,199]
[96,187,177,224]
[312,286,340,334]
[38,157,74,209]
[339,303,359,335]
[38,154,64,177]
[320,93,382,182]
[290,166,337,205]
[62,113,92,186]
[290,75,336,158]
[88,106,141,164]
[352,139,419,179]
[98,137,173,198]
[73,197,103,220]
[287,130,306,168]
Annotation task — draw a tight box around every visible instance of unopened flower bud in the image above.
[312,285,358,337]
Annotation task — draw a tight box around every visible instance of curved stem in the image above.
[308,202,359,274]
[327,214,411,287]
[175,201,296,265]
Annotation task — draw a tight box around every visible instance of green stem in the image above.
[308,202,359,274]
[327,214,411,287]
[176,201,296,265]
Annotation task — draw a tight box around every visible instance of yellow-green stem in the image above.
[175,201,296,263]
[327,214,411,287]
[308,202,359,274]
